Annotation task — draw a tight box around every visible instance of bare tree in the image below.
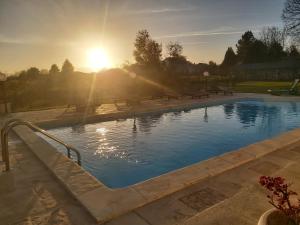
[166,42,183,58]
[282,0,300,42]
[259,26,287,48]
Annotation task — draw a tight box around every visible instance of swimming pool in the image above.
[44,99,300,188]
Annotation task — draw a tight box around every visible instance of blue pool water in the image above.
[45,99,300,188]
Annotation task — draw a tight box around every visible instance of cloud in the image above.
[181,41,209,46]
[0,35,38,45]
[153,24,277,40]
[0,34,75,47]
[128,7,196,15]
[155,30,247,39]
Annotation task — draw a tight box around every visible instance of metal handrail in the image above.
[1,118,23,161]
[1,119,81,171]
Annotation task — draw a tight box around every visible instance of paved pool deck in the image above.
[0,137,97,225]
[2,93,300,225]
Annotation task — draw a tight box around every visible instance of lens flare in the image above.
[86,47,111,71]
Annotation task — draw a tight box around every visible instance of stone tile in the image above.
[136,197,197,225]
[105,212,149,225]
[0,139,96,225]
[242,143,275,158]
[276,162,300,183]
[248,160,280,175]
[179,187,227,212]
[132,165,210,201]
[259,139,282,150]
[61,171,102,196]
[201,176,242,198]
[0,188,48,223]
[262,154,293,167]
[214,162,260,186]
[77,187,146,223]
[182,203,256,225]
[272,131,299,143]
[289,146,300,154]
[270,148,300,161]
[200,157,235,175]
[182,184,269,225]
[50,156,84,182]
[220,150,255,166]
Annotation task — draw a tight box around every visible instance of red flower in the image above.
[259,176,300,224]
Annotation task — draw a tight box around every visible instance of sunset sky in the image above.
[0,0,285,73]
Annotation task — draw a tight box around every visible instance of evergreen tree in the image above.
[247,40,268,63]
[236,31,256,63]
[49,64,60,75]
[221,47,237,67]
[61,59,74,75]
[268,42,286,61]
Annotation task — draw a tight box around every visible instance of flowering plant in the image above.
[259,176,300,225]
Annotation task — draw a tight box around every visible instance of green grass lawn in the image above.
[234,81,295,94]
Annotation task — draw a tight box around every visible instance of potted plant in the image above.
[258,176,300,225]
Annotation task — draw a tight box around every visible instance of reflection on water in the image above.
[96,127,108,135]
[132,118,137,133]
[223,103,235,119]
[47,100,300,188]
[203,107,208,122]
[71,125,86,133]
[136,114,163,133]
[236,102,260,127]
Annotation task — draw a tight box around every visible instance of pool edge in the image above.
[12,122,300,224]
[10,94,300,224]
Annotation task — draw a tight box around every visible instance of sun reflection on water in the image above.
[96,127,108,135]
[92,126,141,163]
[94,128,127,159]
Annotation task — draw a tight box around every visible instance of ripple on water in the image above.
[44,100,300,188]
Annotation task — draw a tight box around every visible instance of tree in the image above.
[236,31,256,63]
[221,47,237,67]
[146,39,162,67]
[289,45,300,57]
[166,42,184,58]
[61,59,74,75]
[208,61,218,75]
[49,64,60,75]
[133,29,162,68]
[247,40,268,63]
[164,41,187,74]
[260,26,286,48]
[282,0,300,42]
[268,41,286,61]
[26,67,40,80]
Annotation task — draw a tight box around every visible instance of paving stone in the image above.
[179,187,227,212]
[135,195,197,225]
[76,187,146,224]
[0,141,96,225]
[248,161,281,175]
[289,146,300,154]
[105,212,149,225]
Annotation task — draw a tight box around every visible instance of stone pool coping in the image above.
[11,94,300,224]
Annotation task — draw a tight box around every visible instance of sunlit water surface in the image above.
[44,99,300,188]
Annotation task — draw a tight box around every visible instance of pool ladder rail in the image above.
[0,119,82,171]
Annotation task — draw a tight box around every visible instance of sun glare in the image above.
[86,48,111,71]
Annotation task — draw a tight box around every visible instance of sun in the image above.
[86,47,111,71]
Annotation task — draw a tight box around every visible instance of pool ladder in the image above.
[1,119,81,171]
